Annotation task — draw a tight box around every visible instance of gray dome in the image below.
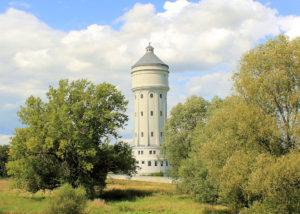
[132,44,169,69]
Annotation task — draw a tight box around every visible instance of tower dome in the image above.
[131,44,169,175]
[132,44,169,69]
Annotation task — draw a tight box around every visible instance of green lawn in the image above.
[0,178,229,214]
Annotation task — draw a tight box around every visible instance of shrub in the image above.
[44,183,87,214]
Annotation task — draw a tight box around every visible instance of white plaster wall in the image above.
[131,64,169,174]
[132,147,169,174]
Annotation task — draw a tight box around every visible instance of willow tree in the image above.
[233,35,300,150]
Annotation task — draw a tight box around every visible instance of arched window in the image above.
[150,93,154,98]
[150,111,153,116]
[140,94,143,99]
[151,132,154,137]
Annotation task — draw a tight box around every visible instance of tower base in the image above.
[132,146,169,175]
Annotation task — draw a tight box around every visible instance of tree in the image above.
[233,35,300,150]
[161,96,209,178]
[165,35,299,212]
[0,145,10,177]
[7,79,136,198]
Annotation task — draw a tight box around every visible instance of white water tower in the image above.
[131,44,169,175]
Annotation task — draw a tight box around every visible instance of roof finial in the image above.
[146,42,154,52]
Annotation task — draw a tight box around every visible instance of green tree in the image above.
[0,145,10,177]
[170,35,299,212]
[161,96,209,178]
[7,79,136,198]
[233,35,300,150]
[243,151,300,214]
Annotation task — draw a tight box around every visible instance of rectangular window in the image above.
[136,161,139,164]
[155,161,158,166]
[153,150,156,155]
[141,132,144,137]
[160,111,162,116]
[141,150,143,155]
[161,161,163,166]
[150,111,153,116]
[142,161,145,164]
[138,150,140,155]
[166,161,169,166]
[141,111,143,116]
[151,132,154,137]
[160,132,163,137]
[148,161,151,166]
[149,150,152,155]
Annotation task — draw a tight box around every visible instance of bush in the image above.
[44,183,87,214]
[0,145,10,177]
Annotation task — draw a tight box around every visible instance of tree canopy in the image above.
[163,35,299,213]
[7,79,136,198]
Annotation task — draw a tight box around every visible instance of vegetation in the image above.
[6,79,136,198]
[0,145,10,177]
[44,183,87,214]
[0,178,229,214]
[163,35,300,213]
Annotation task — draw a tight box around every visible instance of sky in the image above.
[0,0,299,145]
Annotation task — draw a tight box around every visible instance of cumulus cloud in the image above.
[0,135,11,145]
[0,0,299,140]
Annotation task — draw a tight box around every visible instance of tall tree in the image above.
[161,96,209,178]
[233,35,300,150]
[7,79,136,198]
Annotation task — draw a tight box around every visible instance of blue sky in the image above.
[0,0,299,144]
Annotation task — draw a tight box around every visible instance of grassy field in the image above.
[0,178,229,214]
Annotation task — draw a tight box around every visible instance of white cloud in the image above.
[279,15,300,39]
[9,1,30,9]
[0,0,299,140]
[0,135,11,145]
[186,71,233,98]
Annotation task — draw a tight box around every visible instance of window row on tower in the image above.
[135,111,163,116]
[136,93,163,99]
[136,160,169,167]
[137,150,157,155]
[136,132,163,137]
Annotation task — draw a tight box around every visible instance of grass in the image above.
[0,178,229,214]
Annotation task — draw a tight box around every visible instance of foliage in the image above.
[245,151,300,214]
[233,35,300,150]
[0,145,10,177]
[6,79,136,198]
[161,96,209,178]
[163,35,300,213]
[0,178,230,214]
[44,183,87,214]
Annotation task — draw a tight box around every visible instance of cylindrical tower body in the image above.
[131,45,169,175]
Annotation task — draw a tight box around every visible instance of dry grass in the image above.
[0,178,230,214]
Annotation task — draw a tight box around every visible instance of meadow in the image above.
[0,178,229,214]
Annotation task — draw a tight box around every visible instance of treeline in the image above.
[162,35,299,213]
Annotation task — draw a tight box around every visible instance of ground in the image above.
[0,178,229,214]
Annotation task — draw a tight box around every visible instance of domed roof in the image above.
[132,44,169,69]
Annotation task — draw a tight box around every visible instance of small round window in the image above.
[150,93,153,98]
